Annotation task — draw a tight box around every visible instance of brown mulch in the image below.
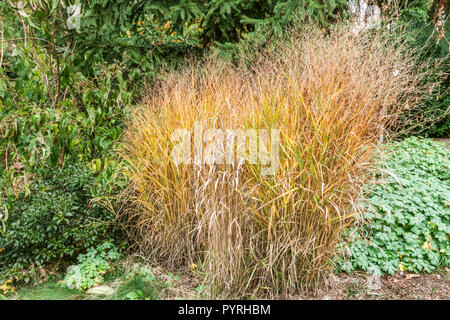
[287,269,449,300]
[433,138,450,149]
[168,268,449,300]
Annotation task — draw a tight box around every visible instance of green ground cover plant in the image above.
[339,137,450,275]
[114,266,171,300]
[63,242,121,291]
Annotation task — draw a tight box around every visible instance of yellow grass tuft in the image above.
[121,26,426,298]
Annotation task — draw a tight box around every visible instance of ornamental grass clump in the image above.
[121,26,427,298]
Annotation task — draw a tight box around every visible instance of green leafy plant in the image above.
[0,2,134,283]
[0,163,123,281]
[115,266,168,300]
[125,290,148,300]
[374,0,450,26]
[0,48,129,279]
[338,137,449,275]
[64,242,121,291]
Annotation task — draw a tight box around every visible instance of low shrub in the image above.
[0,163,123,280]
[0,60,129,281]
[122,26,429,297]
[64,242,121,291]
[338,137,449,275]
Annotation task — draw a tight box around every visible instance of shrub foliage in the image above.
[0,163,122,276]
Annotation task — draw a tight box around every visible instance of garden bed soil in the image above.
[433,138,450,149]
[287,269,449,300]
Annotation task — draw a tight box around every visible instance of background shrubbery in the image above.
[415,24,449,138]
[0,163,124,281]
[64,242,121,291]
[398,23,449,137]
